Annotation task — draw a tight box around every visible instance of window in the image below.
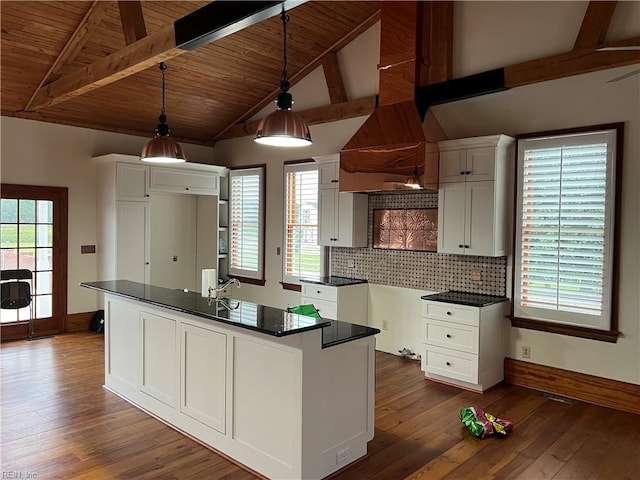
[283,163,324,284]
[229,167,265,283]
[513,125,620,337]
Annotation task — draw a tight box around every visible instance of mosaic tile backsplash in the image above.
[330,191,508,296]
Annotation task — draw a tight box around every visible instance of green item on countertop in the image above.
[288,304,321,319]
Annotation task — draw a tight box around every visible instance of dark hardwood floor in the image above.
[1,332,638,479]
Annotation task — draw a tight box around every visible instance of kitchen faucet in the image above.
[207,278,241,307]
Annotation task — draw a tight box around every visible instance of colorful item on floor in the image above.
[460,406,513,439]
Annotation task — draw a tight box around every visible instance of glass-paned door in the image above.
[0,185,67,338]
[1,199,54,322]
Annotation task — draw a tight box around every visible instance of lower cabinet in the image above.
[301,281,368,325]
[180,323,226,434]
[140,311,177,407]
[420,299,507,392]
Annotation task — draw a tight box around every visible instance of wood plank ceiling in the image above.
[1,1,380,146]
[1,1,638,147]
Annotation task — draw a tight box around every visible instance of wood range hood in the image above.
[339,1,450,193]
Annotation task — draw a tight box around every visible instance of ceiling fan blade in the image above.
[606,68,640,83]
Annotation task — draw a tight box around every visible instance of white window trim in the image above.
[229,167,264,281]
[282,162,324,284]
[513,129,617,331]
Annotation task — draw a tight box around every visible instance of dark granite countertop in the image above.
[322,320,380,349]
[300,276,368,287]
[421,291,508,307]
[81,280,378,347]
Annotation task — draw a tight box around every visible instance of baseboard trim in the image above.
[504,358,640,415]
[65,311,94,332]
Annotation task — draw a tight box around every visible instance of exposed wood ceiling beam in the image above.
[23,0,112,112]
[597,35,640,50]
[504,39,640,88]
[574,1,617,50]
[28,25,184,111]
[216,96,376,141]
[27,1,299,111]
[211,8,381,142]
[322,52,348,104]
[7,108,211,146]
[118,0,148,45]
[422,1,453,85]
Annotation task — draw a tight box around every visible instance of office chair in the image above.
[1,269,36,339]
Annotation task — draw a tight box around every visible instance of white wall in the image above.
[0,117,215,314]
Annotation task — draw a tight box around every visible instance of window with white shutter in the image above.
[514,127,619,333]
[229,167,264,282]
[283,163,324,284]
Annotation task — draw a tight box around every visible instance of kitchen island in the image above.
[81,280,379,480]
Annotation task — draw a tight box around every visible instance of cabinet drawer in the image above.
[301,283,338,302]
[422,301,478,326]
[422,345,478,384]
[423,318,479,354]
[150,167,218,195]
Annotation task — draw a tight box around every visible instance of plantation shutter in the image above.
[515,131,615,330]
[229,168,264,279]
[283,163,322,283]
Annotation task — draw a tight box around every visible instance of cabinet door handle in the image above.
[458,244,464,248]
[464,244,470,248]
[460,171,466,176]
[446,311,452,316]
[465,170,472,175]
[317,290,321,294]
[185,187,189,191]
[446,361,451,366]
[331,179,339,183]
[446,334,452,338]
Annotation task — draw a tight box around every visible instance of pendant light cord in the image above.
[159,62,167,123]
[280,10,290,93]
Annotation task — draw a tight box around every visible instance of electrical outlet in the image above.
[471,269,482,282]
[382,320,389,330]
[522,346,531,359]
[336,447,350,464]
[347,259,355,268]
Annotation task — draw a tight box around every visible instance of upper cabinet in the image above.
[437,135,515,257]
[150,166,219,196]
[314,154,368,248]
[116,163,149,200]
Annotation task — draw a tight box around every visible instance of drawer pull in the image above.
[317,290,321,294]
[446,361,451,366]
[446,311,452,316]
[446,334,452,338]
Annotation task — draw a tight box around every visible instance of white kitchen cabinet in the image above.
[180,322,227,434]
[95,154,227,290]
[115,201,150,283]
[437,135,514,256]
[420,299,507,392]
[318,159,339,188]
[116,163,149,200]
[150,166,219,195]
[140,311,177,407]
[314,154,368,248]
[301,281,368,325]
